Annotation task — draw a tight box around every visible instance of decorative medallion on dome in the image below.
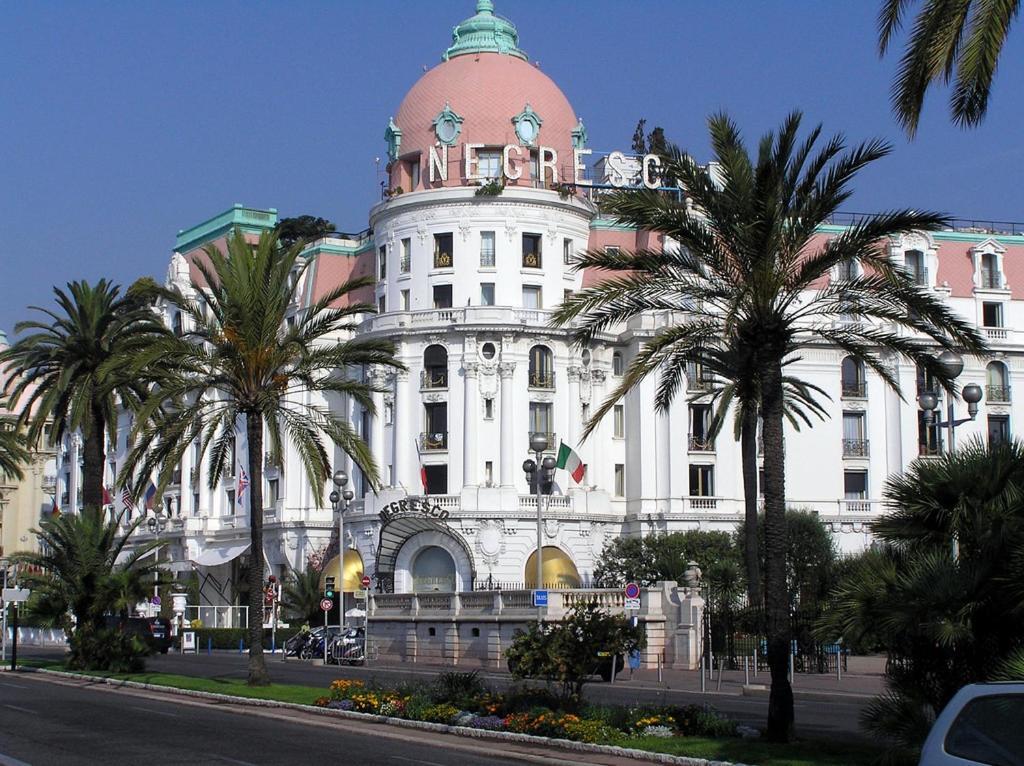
[442,0,527,62]
[571,118,588,150]
[432,102,464,146]
[384,117,403,161]
[512,103,543,147]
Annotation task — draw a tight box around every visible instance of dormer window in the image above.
[477,149,502,180]
[904,250,927,286]
[971,239,1007,291]
[836,258,859,282]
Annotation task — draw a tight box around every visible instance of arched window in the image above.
[987,361,1010,402]
[612,351,623,376]
[422,345,448,389]
[528,345,554,388]
[904,249,926,286]
[841,356,865,398]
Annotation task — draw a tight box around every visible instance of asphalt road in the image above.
[18,646,870,744]
[0,672,640,766]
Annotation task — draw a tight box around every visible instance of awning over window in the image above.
[189,541,250,567]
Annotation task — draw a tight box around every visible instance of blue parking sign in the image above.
[533,590,548,607]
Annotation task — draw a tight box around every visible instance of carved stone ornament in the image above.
[498,361,516,378]
[464,361,479,377]
[502,519,517,536]
[567,365,582,382]
[532,390,554,403]
[416,223,428,244]
[591,369,607,384]
[458,217,472,242]
[476,521,505,566]
[423,392,445,403]
[479,369,498,398]
[386,226,395,246]
[543,518,560,539]
[844,400,866,411]
[504,214,518,242]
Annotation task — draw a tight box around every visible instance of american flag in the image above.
[237,465,249,506]
[121,486,135,513]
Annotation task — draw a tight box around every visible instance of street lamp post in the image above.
[146,511,170,616]
[917,351,984,454]
[523,433,556,622]
[329,470,354,630]
[917,351,983,561]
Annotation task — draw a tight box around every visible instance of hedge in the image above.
[190,626,303,651]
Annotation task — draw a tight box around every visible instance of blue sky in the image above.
[2,0,1022,334]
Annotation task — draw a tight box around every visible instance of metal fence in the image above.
[185,605,249,629]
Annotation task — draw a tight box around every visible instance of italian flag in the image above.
[556,441,585,484]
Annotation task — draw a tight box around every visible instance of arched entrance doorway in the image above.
[524,546,581,589]
[410,546,456,592]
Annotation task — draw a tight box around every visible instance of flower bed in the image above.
[313,673,742,747]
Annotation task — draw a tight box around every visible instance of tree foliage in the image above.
[879,0,1020,135]
[275,215,336,248]
[553,109,986,742]
[121,228,403,685]
[819,439,1024,759]
[0,279,168,509]
[0,422,30,481]
[505,601,646,701]
[282,564,325,627]
[14,506,165,669]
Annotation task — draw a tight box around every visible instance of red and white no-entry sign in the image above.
[361,575,371,589]
[320,598,334,612]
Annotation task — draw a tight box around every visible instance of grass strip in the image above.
[41,664,881,766]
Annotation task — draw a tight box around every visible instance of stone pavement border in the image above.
[28,667,755,766]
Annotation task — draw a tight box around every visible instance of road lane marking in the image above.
[136,707,179,718]
[214,757,258,766]
[0,682,28,689]
[390,757,447,766]
[2,705,33,714]
[0,752,32,766]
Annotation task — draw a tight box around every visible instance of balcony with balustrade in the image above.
[418,432,448,452]
[688,434,715,452]
[986,385,1011,403]
[420,369,448,390]
[842,438,870,458]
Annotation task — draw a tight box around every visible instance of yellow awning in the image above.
[319,549,365,592]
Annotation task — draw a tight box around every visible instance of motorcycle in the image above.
[330,627,366,665]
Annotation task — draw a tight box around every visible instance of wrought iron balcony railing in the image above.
[419,431,448,451]
[841,380,866,398]
[528,371,555,389]
[688,434,715,452]
[842,438,869,458]
[986,385,1011,403]
[421,369,448,389]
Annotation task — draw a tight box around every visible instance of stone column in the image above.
[368,367,387,481]
[498,361,516,487]
[590,369,607,488]
[656,406,671,509]
[463,362,479,487]
[393,370,410,490]
[566,365,582,445]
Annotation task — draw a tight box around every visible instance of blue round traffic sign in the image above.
[624,582,640,599]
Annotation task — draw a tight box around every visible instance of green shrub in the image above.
[499,684,568,714]
[68,628,148,673]
[420,703,461,724]
[670,704,737,737]
[562,716,620,744]
[431,671,489,709]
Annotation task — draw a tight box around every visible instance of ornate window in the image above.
[841,356,866,398]
[970,238,1007,290]
[423,345,448,389]
[384,117,402,162]
[986,361,1010,402]
[432,103,463,146]
[512,104,543,147]
[528,345,554,389]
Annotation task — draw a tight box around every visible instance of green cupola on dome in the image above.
[442,1,528,62]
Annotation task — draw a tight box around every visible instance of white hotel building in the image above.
[54,1,1024,608]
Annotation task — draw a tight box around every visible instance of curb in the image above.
[29,667,755,766]
[740,684,873,702]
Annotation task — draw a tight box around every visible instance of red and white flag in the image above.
[556,441,586,484]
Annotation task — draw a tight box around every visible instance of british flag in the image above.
[236,465,249,507]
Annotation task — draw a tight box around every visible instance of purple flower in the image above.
[328,700,354,711]
[469,715,505,731]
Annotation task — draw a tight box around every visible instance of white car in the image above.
[919,682,1024,765]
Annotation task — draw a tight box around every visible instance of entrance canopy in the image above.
[189,541,251,567]
[376,513,476,591]
[525,546,581,589]
[319,549,365,592]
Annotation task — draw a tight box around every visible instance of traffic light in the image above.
[324,576,336,599]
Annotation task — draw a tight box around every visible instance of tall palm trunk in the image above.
[761,361,793,742]
[81,404,106,510]
[245,413,270,686]
[740,404,761,606]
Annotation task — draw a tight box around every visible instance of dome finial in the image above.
[442,0,527,61]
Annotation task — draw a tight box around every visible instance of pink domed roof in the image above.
[390,53,580,187]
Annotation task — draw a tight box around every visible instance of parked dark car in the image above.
[104,616,173,654]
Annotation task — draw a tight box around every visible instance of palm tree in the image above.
[0,280,168,508]
[0,423,30,480]
[879,0,1020,135]
[14,506,164,666]
[700,347,830,605]
[820,439,1024,758]
[282,564,325,627]
[553,111,986,741]
[122,229,402,685]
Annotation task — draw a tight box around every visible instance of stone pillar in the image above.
[656,406,671,509]
[499,361,516,487]
[393,370,410,490]
[463,362,479,487]
[368,367,387,482]
[590,369,607,488]
[566,365,582,445]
